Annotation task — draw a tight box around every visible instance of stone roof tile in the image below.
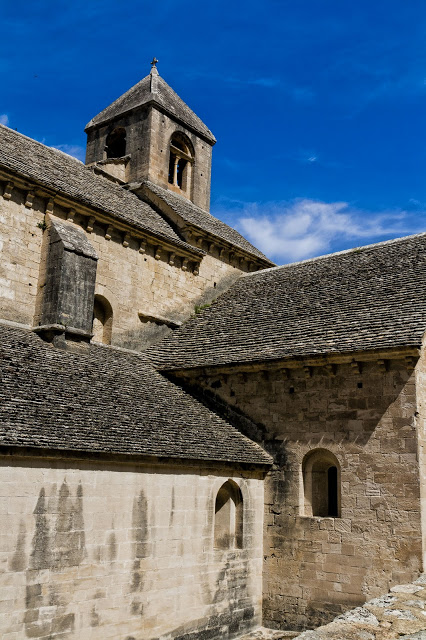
[0,325,271,466]
[0,125,202,255]
[150,234,426,370]
[85,72,216,143]
[142,180,274,264]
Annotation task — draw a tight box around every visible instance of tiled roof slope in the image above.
[142,180,274,264]
[0,125,201,255]
[0,325,271,466]
[85,72,216,143]
[150,234,426,371]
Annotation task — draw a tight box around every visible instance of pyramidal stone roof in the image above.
[0,124,202,256]
[0,324,271,466]
[150,233,426,371]
[85,67,216,144]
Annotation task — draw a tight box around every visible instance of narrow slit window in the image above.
[214,480,243,550]
[92,295,113,345]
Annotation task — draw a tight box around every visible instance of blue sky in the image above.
[1,0,425,264]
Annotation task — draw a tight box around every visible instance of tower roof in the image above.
[85,66,216,144]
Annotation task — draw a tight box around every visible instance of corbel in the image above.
[2,181,13,200]
[183,227,193,241]
[351,361,362,374]
[139,240,146,254]
[208,242,215,253]
[182,258,188,272]
[304,366,312,379]
[154,246,162,260]
[45,197,55,215]
[168,252,176,266]
[66,208,76,223]
[404,356,416,370]
[219,247,226,259]
[24,191,35,209]
[123,233,130,248]
[86,215,95,233]
[105,225,114,241]
[377,359,387,374]
[193,263,200,276]
[229,251,235,263]
[239,257,246,268]
[325,363,337,377]
[281,368,289,380]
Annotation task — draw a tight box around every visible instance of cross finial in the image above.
[150,57,159,69]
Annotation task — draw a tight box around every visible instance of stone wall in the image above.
[147,107,213,211]
[180,356,425,630]
[85,106,213,211]
[0,183,45,326]
[416,342,426,566]
[0,454,264,640]
[0,182,242,350]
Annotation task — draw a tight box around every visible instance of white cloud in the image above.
[222,198,423,263]
[51,144,85,162]
[0,114,9,126]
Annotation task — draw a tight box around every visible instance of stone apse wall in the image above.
[0,179,242,351]
[0,455,264,640]
[182,355,425,631]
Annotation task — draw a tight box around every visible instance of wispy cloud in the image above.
[0,114,9,126]
[51,144,85,162]
[187,69,314,102]
[214,198,423,263]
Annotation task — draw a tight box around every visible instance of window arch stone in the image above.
[302,449,341,517]
[214,479,243,550]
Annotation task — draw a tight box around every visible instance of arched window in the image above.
[168,133,194,194]
[302,449,341,518]
[92,295,113,344]
[214,480,243,550]
[106,127,126,158]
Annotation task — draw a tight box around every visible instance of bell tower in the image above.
[85,60,216,211]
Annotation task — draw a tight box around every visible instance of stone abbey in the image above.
[0,61,425,639]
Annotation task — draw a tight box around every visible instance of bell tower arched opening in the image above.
[168,133,194,196]
[106,127,126,159]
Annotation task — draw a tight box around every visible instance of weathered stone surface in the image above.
[291,577,426,639]
[0,458,265,639]
[177,355,425,629]
[40,215,98,334]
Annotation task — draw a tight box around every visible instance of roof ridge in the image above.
[242,231,426,278]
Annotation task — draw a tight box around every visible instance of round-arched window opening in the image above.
[302,449,341,518]
[92,295,113,345]
[168,133,194,194]
[106,127,126,159]
[214,480,244,550]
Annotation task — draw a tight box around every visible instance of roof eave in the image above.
[154,344,422,376]
[85,99,216,145]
